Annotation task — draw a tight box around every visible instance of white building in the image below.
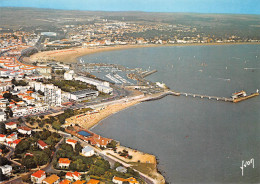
[0,134,6,142]
[75,75,113,94]
[0,110,6,122]
[66,139,77,149]
[0,165,12,175]
[82,146,95,157]
[18,126,32,135]
[69,89,98,101]
[64,70,75,80]
[5,122,18,130]
[31,170,46,184]
[44,84,61,106]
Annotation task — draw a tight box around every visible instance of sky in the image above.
[0,0,260,14]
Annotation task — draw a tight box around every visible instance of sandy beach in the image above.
[29,42,260,64]
[65,99,140,129]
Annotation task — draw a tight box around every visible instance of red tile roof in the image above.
[72,171,81,177]
[66,139,77,144]
[31,170,46,178]
[38,140,48,148]
[87,179,100,184]
[58,158,71,164]
[6,122,17,126]
[13,139,21,145]
[60,179,71,184]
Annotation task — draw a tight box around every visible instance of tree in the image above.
[89,165,106,176]
[34,152,49,166]
[52,121,61,130]
[15,140,30,154]
[18,117,23,124]
[113,162,122,169]
[22,156,37,169]
[107,140,117,149]
[75,142,83,154]
[0,123,6,134]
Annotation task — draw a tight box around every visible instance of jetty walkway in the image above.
[179,92,233,102]
[141,90,258,103]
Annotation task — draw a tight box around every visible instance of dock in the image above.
[233,93,259,103]
[141,69,157,78]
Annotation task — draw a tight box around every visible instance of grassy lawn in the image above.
[130,162,157,178]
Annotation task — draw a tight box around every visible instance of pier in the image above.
[141,69,157,78]
[179,92,233,102]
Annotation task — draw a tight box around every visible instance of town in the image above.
[1,7,260,184]
[0,10,170,184]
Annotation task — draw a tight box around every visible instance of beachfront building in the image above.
[74,75,113,94]
[68,89,99,101]
[82,146,95,157]
[31,170,46,184]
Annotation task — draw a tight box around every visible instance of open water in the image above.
[80,45,260,184]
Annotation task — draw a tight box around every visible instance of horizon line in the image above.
[1,6,260,16]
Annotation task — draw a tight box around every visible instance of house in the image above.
[12,139,21,147]
[18,126,32,135]
[81,146,94,157]
[116,166,127,173]
[65,172,74,181]
[72,181,86,184]
[58,158,71,169]
[0,165,12,175]
[59,179,71,184]
[5,122,18,129]
[66,139,77,149]
[0,110,6,121]
[38,140,48,149]
[112,176,139,184]
[87,179,100,184]
[86,134,112,148]
[6,133,17,142]
[43,174,60,184]
[31,170,46,184]
[0,134,6,142]
[65,171,81,181]
[72,171,81,181]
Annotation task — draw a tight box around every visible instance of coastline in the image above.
[29,42,260,64]
[29,42,260,184]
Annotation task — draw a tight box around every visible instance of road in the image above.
[43,137,65,174]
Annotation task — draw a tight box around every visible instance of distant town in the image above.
[0,7,260,184]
